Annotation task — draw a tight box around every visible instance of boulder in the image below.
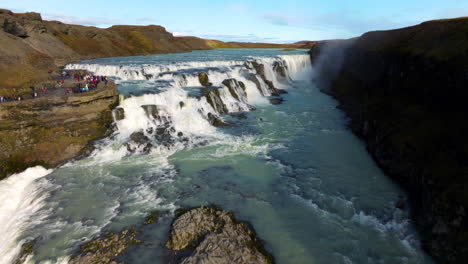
[207,112,231,127]
[141,104,160,119]
[198,72,212,87]
[166,206,274,264]
[130,131,149,145]
[269,97,284,105]
[69,229,141,264]
[113,107,125,121]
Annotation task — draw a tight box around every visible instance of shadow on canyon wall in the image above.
[310,17,468,264]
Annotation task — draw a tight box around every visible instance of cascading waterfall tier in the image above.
[66,54,312,156]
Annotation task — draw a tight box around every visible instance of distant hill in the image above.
[294,40,317,48]
[0,9,309,96]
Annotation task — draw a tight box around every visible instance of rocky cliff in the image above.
[310,17,468,263]
[0,82,119,179]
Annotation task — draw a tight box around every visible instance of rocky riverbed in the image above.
[55,207,274,264]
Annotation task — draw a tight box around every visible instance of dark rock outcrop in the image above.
[310,17,468,264]
[222,78,247,102]
[207,112,231,127]
[203,88,229,114]
[69,229,141,264]
[269,97,284,105]
[113,107,125,121]
[272,61,287,79]
[198,72,212,87]
[249,62,288,98]
[166,206,274,264]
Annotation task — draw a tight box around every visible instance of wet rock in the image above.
[13,240,36,264]
[166,206,274,264]
[177,132,184,137]
[230,112,248,119]
[272,61,288,79]
[69,229,142,264]
[203,88,229,114]
[270,88,288,96]
[207,112,231,127]
[142,143,153,153]
[141,104,160,119]
[198,72,212,87]
[113,107,125,121]
[395,197,406,210]
[130,131,149,145]
[245,74,264,96]
[269,97,284,105]
[143,211,161,225]
[253,63,275,91]
[223,78,247,102]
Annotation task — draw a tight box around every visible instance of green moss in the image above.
[0,152,49,180]
[14,240,36,264]
[198,72,212,86]
[143,211,161,225]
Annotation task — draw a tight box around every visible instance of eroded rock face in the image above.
[69,229,141,264]
[166,206,274,264]
[0,83,119,179]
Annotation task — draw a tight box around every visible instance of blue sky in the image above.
[4,0,468,43]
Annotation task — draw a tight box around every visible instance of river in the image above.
[0,49,434,264]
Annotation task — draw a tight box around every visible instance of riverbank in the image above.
[310,17,468,263]
[0,78,119,179]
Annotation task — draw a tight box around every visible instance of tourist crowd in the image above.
[0,71,109,103]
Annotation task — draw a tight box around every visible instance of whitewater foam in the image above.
[0,166,53,264]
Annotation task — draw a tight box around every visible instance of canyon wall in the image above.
[310,17,468,263]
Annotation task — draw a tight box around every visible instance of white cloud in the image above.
[227,4,248,13]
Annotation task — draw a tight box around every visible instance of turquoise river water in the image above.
[0,49,434,264]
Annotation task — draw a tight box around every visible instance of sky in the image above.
[4,0,468,43]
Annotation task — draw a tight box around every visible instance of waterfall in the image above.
[0,167,53,264]
[66,54,312,157]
